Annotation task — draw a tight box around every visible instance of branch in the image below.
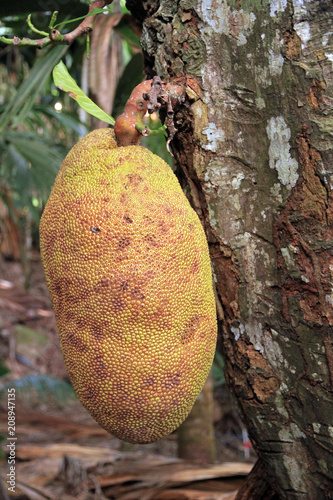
[0,0,113,49]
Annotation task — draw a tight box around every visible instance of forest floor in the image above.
[0,252,255,500]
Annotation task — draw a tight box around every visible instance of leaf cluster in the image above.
[0,3,172,257]
[0,43,86,225]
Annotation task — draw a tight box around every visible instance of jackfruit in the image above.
[40,128,217,444]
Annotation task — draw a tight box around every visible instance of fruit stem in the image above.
[114,78,185,148]
[114,80,153,147]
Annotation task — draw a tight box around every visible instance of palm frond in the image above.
[0,45,68,132]
[34,104,89,136]
[2,130,66,207]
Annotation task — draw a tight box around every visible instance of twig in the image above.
[63,0,113,44]
[26,14,48,37]
[0,0,113,49]
[49,11,59,30]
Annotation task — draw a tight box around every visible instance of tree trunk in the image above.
[177,373,216,463]
[127,1,333,498]
[235,459,279,500]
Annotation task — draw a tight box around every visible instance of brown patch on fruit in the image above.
[52,276,85,302]
[118,237,131,249]
[83,386,98,402]
[97,277,131,295]
[111,297,126,312]
[144,234,158,247]
[98,179,110,188]
[91,324,105,341]
[63,309,76,323]
[44,231,57,252]
[181,316,200,345]
[95,278,110,293]
[163,372,181,389]
[143,215,154,224]
[158,220,169,234]
[191,259,199,274]
[131,287,145,300]
[126,173,143,186]
[119,192,129,204]
[94,354,108,379]
[67,330,87,353]
[75,318,86,330]
[144,377,156,387]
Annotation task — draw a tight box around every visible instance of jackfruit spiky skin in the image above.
[40,128,217,444]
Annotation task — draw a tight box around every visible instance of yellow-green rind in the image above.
[40,128,217,444]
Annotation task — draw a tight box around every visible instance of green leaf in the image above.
[53,61,115,125]
[2,130,66,206]
[53,8,110,28]
[115,17,141,48]
[0,45,69,132]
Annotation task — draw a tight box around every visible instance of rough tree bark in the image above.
[126,1,333,498]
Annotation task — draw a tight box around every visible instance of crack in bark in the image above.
[221,154,255,171]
